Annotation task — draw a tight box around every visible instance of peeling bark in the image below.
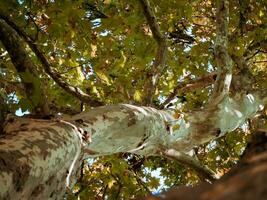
[0,1,266,199]
[0,95,263,199]
[0,118,83,199]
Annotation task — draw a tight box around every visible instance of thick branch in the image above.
[0,14,103,107]
[0,19,49,115]
[161,72,217,108]
[139,0,167,106]
[230,54,256,93]
[209,0,232,105]
[163,149,217,182]
[0,98,263,198]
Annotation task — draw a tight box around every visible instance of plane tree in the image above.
[0,0,266,199]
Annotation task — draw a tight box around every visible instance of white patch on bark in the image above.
[218,94,262,134]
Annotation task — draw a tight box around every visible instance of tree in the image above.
[0,0,266,199]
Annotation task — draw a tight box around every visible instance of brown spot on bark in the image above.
[84,117,98,125]
[215,128,221,136]
[20,126,29,131]
[75,119,83,124]
[20,123,29,127]
[212,73,217,80]
[31,184,44,197]
[127,110,137,127]
[82,130,91,143]
[13,163,31,192]
[136,134,149,148]
[84,148,99,155]
[6,117,15,123]
[128,117,136,127]
[103,114,107,120]
[50,191,55,198]
[45,175,55,186]
[91,128,96,134]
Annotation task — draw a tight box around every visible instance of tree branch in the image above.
[230,54,256,92]
[160,72,217,109]
[209,0,232,105]
[244,39,267,57]
[139,0,167,106]
[143,131,267,200]
[163,149,217,182]
[0,13,103,107]
[0,19,50,115]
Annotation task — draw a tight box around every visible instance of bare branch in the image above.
[163,149,217,182]
[161,72,217,108]
[209,0,232,105]
[139,0,167,106]
[0,14,103,107]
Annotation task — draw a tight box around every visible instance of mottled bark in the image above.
[0,1,265,198]
[0,118,83,199]
[0,96,263,199]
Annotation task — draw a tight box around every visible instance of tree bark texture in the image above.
[0,99,263,199]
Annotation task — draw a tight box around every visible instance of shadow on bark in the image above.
[142,131,267,200]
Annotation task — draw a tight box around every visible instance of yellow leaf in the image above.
[108,180,116,189]
[134,90,142,102]
[76,67,84,82]
[58,58,63,65]
[103,0,110,4]
[83,50,88,56]
[96,71,110,85]
[69,60,79,67]
[91,44,97,57]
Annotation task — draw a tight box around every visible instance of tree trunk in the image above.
[0,100,263,199]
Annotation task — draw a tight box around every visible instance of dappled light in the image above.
[0,0,266,199]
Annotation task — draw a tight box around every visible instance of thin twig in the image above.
[245,49,261,61]
[133,171,152,194]
[26,12,40,41]
[252,60,267,64]
[244,39,267,57]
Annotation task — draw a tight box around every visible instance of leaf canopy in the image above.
[0,0,266,199]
